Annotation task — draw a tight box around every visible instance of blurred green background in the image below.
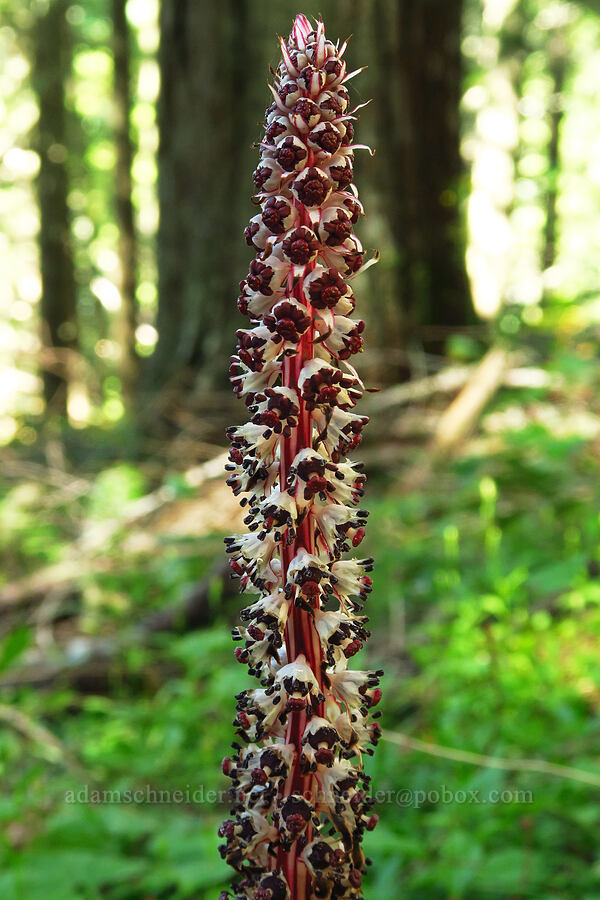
[2,0,600,897]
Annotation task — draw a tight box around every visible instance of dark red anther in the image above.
[218,819,235,838]
[366,813,379,831]
[245,222,260,246]
[369,687,383,707]
[304,475,328,499]
[285,813,307,834]
[310,122,342,154]
[314,748,334,765]
[330,159,353,188]
[324,57,343,81]
[262,197,292,233]
[352,527,366,547]
[275,318,301,342]
[250,767,268,786]
[300,580,320,598]
[265,119,287,143]
[320,385,339,405]
[254,889,270,900]
[349,869,363,888]
[275,137,307,172]
[248,625,265,641]
[237,711,251,729]
[346,252,364,274]
[342,120,355,145]
[285,697,306,711]
[254,410,280,429]
[344,639,363,658]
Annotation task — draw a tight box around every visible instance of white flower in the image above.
[312,406,369,459]
[241,590,291,629]
[330,557,373,607]
[328,668,382,711]
[223,14,379,894]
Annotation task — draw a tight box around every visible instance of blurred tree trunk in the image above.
[112,0,139,405]
[154,0,255,392]
[32,0,77,416]
[373,0,472,351]
[543,27,567,270]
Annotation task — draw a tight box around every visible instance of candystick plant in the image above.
[219,14,382,900]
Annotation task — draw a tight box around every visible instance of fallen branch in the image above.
[2,457,91,496]
[366,355,553,416]
[0,451,230,608]
[0,560,239,692]
[431,347,512,454]
[398,347,513,491]
[0,702,90,780]
[76,450,230,554]
[384,729,600,788]
[366,365,472,411]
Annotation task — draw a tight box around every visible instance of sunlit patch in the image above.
[135,323,157,347]
[103,396,125,422]
[131,101,154,129]
[131,155,157,184]
[2,147,39,178]
[68,382,93,428]
[136,281,157,306]
[522,305,543,325]
[137,60,160,103]
[462,85,488,111]
[74,49,113,80]
[11,208,39,238]
[86,142,116,171]
[91,277,122,312]
[0,416,17,445]
[136,198,159,235]
[95,339,120,361]
[483,0,518,30]
[0,367,41,415]
[4,53,29,81]
[73,216,94,242]
[126,0,159,28]
[17,272,41,303]
[92,246,120,276]
[10,300,32,322]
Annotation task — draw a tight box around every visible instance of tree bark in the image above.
[32,0,77,415]
[154,0,257,391]
[373,0,472,350]
[543,28,567,271]
[112,0,139,404]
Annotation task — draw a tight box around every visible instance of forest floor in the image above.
[1,335,600,899]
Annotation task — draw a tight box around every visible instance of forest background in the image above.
[2,0,600,898]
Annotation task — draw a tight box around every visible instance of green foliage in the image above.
[2,0,600,895]
[0,627,30,674]
[86,463,146,518]
[2,344,600,898]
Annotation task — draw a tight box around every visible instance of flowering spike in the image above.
[221,14,380,900]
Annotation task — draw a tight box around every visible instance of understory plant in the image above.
[220,14,381,900]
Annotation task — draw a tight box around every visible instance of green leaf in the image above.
[0,626,30,673]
